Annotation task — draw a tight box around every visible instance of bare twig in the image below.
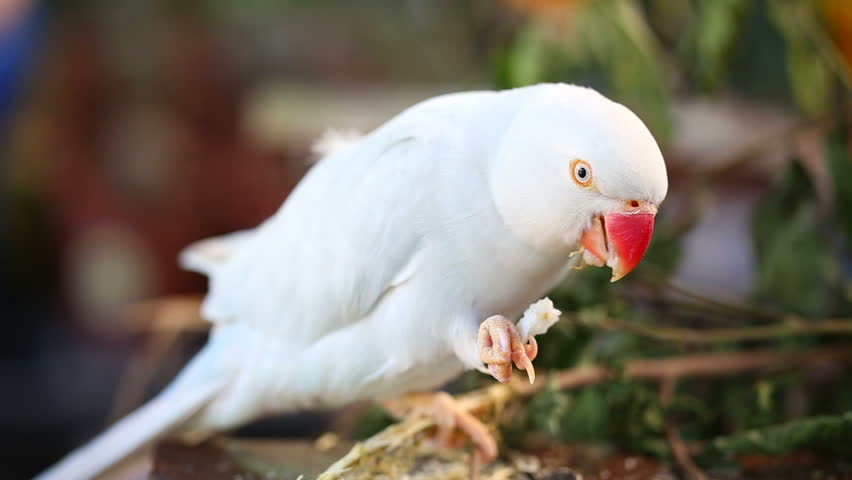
[660,377,712,480]
[123,295,207,333]
[593,315,852,344]
[622,344,852,381]
[666,421,711,480]
[634,270,784,321]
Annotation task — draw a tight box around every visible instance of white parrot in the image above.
[38,83,667,480]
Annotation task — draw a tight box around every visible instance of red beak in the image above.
[581,201,656,282]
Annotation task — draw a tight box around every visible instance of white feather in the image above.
[309,128,363,161]
[179,229,255,276]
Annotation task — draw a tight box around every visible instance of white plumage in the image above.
[38,83,667,480]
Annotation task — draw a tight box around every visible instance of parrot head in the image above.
[490,84,668,282]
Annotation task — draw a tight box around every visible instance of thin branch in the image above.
[634,269,784,321]
[660,378,712,480]
[621,344,852,381]
[593,315,852,344]
[656,280,782,321]
[666,421,711,480]
[123,295,208,333]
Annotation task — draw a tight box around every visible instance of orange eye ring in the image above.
[571,159,593,186]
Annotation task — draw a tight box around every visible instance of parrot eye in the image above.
[571,159,593,186]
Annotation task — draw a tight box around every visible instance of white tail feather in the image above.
[35,378,224,480]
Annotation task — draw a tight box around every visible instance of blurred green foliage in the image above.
[769,0,835,116]
[497,0,852,138]
[499,0,672,141]
[752,162,836,318]
[753,129,852,318]
[828,129,852,248]
[711,412,852,457]
[680,0,751,92]
[530,380,668,455]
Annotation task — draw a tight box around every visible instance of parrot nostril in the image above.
[630,200,640,208]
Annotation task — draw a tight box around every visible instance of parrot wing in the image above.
[36,131,454,480]
[192,119,466,345]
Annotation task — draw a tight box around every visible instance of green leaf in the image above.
[769,0,834,116]
[505,23,548,88]
[635,222,682,277]
[532,319,595,369]
[711,411,852,457]
[500,0,673,142]
[827,131,852,248]
[529,380,666,453]
[681,0,751,91]
[352,406,395,440]
[752,161,835,317]
[551,266,614,311]
[787,43,833,116]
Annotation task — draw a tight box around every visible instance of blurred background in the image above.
[1,0,851,478]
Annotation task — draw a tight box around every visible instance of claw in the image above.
[478,315,540,384]
[513,350,535,384]
[511,336,536,384]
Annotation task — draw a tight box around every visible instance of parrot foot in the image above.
[383,391,497,478]
[477,315,538,384]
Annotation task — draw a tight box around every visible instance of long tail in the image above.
[35,364,226,480]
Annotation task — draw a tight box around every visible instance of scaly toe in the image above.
[431,392,498,461]
[488,363,512,383]
[477,316,513,365]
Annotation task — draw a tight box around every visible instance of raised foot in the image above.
[477,315,538,384]
[383,391,497,478]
